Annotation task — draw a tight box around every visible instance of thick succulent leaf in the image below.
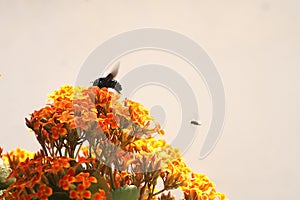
[112,185,140,200]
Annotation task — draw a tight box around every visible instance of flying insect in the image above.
[93,62,122,93]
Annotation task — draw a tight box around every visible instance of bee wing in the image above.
[110,62,120,78]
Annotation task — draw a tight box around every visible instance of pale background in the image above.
[1,1,300,199]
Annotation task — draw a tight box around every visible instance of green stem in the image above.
[74,142,83,159]
[89,143,92,158]
[109,166,116,190]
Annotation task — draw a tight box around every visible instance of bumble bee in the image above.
[93,62,122,93]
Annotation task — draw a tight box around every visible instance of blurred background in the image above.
[0,1,299,199]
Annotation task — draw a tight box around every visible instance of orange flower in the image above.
[36,184,53,200]
[75,172,97,189]
[97,112,119,133]
[82,86,113,108]
[126,100,153,127]
[69,184,92,200]
[51,123,68,140]
[59,168,76,190]
[114,171,131,187]
[93,189,106,200]
[3,156,47,199]
[65,171,97,200]
[47,157,71,174]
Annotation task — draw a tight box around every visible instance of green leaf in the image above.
[49,192,70,200]
[112,185,140,200]
[0,163,15,190]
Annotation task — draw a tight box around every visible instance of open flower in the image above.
[36,184,53,200]
[70,183,92,200]
[93,189,106,200]
[126,99,153,128]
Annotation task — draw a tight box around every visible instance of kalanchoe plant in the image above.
[0,85,228,200]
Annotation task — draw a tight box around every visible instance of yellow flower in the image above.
[181,172,228,200]
[126,100,153,127]
[48,85,86,102]
[2,148,35,166]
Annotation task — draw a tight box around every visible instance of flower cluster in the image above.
[1,85,228,200]
[182,173,226,200]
